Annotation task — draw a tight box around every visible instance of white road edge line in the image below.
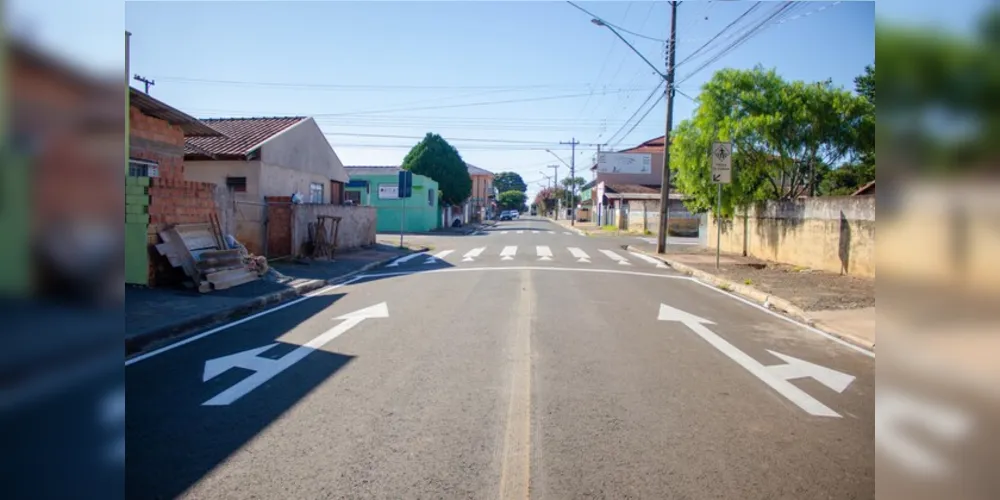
[124,276,364,366]
[686,279,876,358]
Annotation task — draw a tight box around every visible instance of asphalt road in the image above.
[127,217,874,499]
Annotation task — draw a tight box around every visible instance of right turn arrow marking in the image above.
[657,304,853,418]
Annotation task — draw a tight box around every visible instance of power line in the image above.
[604,80,665,146]
[311,87,659,117]
[151,77,617,91]
[677,2,797,85]
[610,91,666,150]
[673,2,762,71]
[566,1,667,43]
[322,132,563,145]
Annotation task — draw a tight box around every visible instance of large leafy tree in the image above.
[494,172,527,194]
[671,66,872,216]
[855,64,875,106]
[560,176,587,191]
[402,133,472,206]
[497,190,527,210]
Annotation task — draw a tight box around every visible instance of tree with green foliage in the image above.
[497,190,528,211]
[671,66,872,216]
[560,176,587,191]
[401,133,472,206]
[494,172,528,194]
[855,64,875,106]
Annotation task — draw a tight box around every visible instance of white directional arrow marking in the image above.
[387,253,422,268]
[657,304,853,418]
[599,249,631,265]
[202,302,389,406]
[424,249,454,264]
[629,251,668,269]
[203,343,281,382]
[536,246,553,261]
[462,247,486,262]
[568,247,591,263]
[500,246,518,261]
[765,350,855,393]
[876,386,972,477]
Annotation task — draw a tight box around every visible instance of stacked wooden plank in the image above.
[154,222,259,293]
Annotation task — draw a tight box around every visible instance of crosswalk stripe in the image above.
[500,246,517,261]
[517,231,524,235]
[532,231,540,234]
[599,249,631,266]
[629,251,668,269]
[462,247,486,262]
[387,253,423,267]
[500,231,509,235]
[568,247,591,263]
[563,232,572,235]
[536,246,553,261]
[424,249,454,264]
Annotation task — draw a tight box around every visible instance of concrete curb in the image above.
[124,248,428,358]
[544,217,591,236]
[624,245,876,353]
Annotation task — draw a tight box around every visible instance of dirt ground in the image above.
[669,250,875,312]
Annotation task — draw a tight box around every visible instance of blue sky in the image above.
[13,0,981,199]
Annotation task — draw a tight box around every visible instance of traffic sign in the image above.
[397,170,413,198]
[711,142,732,184]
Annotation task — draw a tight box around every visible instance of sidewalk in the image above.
[125,244,421,356]
[627,243,876,352]
[547,217,646,237]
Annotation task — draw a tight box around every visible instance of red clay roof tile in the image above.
[185,116,306,158]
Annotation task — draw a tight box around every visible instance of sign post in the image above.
[397,170,413,248]
[711,142,732,269]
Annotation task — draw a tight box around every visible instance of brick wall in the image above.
[129,106,220,286]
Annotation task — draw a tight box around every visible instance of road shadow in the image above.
[126,293,356,499]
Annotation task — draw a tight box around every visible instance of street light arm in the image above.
[594,21,666,80]
[545,150,572,170]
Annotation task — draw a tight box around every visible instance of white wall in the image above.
[260,117,348,183]
[260,163,338,203]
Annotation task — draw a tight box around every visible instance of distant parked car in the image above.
[500,211,513,221]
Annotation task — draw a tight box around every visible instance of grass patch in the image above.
[744,278,753,286]
[718,283,733,292]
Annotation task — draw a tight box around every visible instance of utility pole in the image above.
[560,138,580,225]
[656,1,679,254]
[133,74,155,94]
[547,164,559,219]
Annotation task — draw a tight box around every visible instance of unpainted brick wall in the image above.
[130,106,222,286]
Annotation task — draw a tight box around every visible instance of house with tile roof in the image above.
[466,163,496,222]
[183,116,350,254]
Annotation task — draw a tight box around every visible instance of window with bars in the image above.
[128,158,159,178]
[345,190,362,205]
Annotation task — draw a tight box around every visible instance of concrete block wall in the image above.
[291,204,377,257]
[708,196,875,277]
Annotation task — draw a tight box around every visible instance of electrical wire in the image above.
[672,2,762,71]
[566,1,667,43]
[609,91,666,150]
[676,2,797,85]
[604,80,665,146]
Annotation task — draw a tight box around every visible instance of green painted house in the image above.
[344,166,441,233]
